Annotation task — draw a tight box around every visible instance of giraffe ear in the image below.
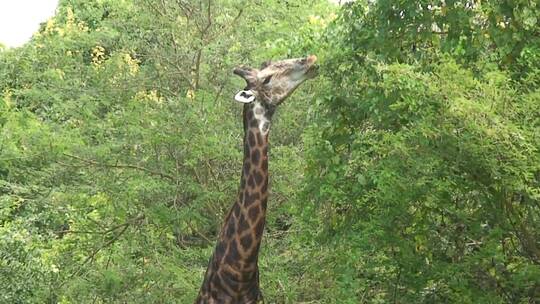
[260,60,272,69]
[234,90,255,103]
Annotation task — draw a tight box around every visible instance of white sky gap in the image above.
[0,0,59,48]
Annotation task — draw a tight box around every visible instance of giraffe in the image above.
[194,55,318,304]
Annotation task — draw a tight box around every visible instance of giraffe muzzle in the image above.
[305,55,319,78]
[306,63,319,78]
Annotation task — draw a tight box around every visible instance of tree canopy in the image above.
[1,0,538,303]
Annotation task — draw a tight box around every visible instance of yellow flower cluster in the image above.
[92,45,106,67]
[135,90,164,104]
[2,89,13,109]
[308,13,337,27]
[38,6,89,39]
[44,19,56,35]
[186,89,195,100]
[123,53,140,76]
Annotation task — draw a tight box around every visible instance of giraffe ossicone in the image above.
[195,55,318,304]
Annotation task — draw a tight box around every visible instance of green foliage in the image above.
[1,0,333,303]
[300,0,540,302]
[2,0,539,303]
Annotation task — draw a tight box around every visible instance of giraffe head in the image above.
[233,55,318,107]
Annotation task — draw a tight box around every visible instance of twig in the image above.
[61,215,145,287]
[204,8,243,44]
[62,152,175,181]
[187,221,213,244]
[80,224,130,267]
[61,224,128,286]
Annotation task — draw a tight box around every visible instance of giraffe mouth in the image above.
[306,64,319,78]
[305,55,319,78]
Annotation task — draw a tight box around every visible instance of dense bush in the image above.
[1,0,538,303]
[1,0,331,302]
[299,1,540,302]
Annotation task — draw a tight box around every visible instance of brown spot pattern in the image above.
[196,106,274,304]
[251,149,260,165]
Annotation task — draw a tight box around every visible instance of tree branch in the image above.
[61,215,145,287]
[62,153,175,181]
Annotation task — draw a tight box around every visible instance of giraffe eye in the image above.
[262,76,272,85]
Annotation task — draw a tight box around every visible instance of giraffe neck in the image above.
[195,101,272,303]
[227,101,271,270]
